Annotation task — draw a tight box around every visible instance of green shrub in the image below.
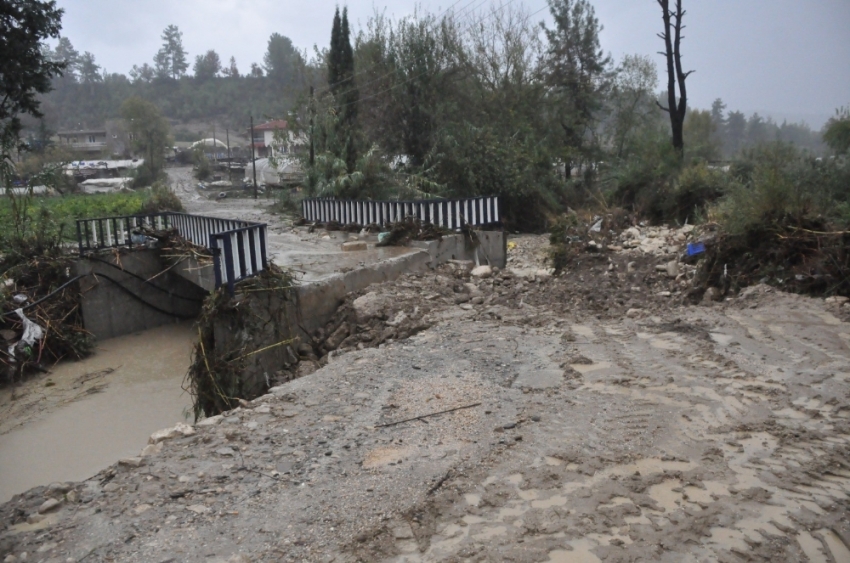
[193,149,212,181]
[667,163,729,224]
[141,181,184,213]
[712,142,850,235]
[273,189,302,216]
[606,138,680,222]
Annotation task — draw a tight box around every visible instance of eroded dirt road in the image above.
[2,178,849,561]
[2,270,849,562]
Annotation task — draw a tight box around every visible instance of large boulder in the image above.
[352,292,390,324]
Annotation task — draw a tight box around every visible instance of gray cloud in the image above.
[55,0,850,127]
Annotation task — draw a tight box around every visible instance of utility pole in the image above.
[309,85,315,167]
[250,115,258,200]
[226,128,231,183]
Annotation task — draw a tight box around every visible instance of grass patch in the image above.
[0,191,148,250]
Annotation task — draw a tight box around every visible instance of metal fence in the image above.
[76,212,267,293]
[300,196,500,230]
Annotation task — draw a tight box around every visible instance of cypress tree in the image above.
[328,8,342,94]
[340,7,359,171]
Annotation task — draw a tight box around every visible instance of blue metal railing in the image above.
[301,196,500,230]
[76,212,267,293]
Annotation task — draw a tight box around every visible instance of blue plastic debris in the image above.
[687,242,706,256]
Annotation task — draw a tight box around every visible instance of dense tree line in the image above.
[19,0,835,230]
[31,25,308,133]
[295,0,834,228]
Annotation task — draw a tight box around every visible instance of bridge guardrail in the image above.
[301,196,500,230]
[76,212,267,294]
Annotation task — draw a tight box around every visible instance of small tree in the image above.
[223,56,239,78]
[53,36,79,82]
[326,7,360,172]
[121,98,171,185]
[155,24,189,80]
[656,0,693,157]
[193,50,222,80]
[823,106,850,156]
[608,54,659,158]
[264,33,302,86]
[542,0,611,177]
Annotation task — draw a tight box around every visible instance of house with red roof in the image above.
[247,120,306,159]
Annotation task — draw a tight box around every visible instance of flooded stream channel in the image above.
[0,322,195,502]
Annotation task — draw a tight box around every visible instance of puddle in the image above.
[571,362,612,374]
[0,323,195,502]
[570,325,596,340]
[648,479,682,512]
[531,494,567,509]
[472,526,506,541]
[547,539,602,563]
[464,494,481,507]
[649,338,679,351]
[709,527,749,552]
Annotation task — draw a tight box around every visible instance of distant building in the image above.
[56,120,133,159]
[247,120,306,159]
[57,128,107,156]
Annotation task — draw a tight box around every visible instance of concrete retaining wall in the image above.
[411,230,506,269]
[76,250,207,341]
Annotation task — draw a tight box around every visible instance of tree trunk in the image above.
[657,0,691,158]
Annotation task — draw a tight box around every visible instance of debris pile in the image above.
[186,264,297,419]
[691,220,850,300]
[303,242,693,368]
[375,217,450,247]
[1,257,93,380]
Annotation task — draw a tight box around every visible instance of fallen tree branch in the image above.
[375,402,482,428]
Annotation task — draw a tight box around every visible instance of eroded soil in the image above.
[1,179,849,562]
[2,271,850,562]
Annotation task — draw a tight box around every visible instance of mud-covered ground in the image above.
[2,179,850,562]
[3,267,850,561]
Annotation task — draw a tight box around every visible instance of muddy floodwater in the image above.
[0,322,195,502]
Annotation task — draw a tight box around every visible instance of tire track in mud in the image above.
[387,298,850,562]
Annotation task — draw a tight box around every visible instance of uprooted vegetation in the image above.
[550,142,850,302]
[0,257,94,380]
[693,145,850,299]
[185,264,297,419]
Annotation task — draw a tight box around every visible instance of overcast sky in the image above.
[53,0,850,128]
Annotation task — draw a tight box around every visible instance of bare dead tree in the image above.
[657,0,693,156]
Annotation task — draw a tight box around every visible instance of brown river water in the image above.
[0,322,195,502]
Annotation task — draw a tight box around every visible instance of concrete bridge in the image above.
[74,198,506,343]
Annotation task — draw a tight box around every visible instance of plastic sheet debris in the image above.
[589,218,603,233]
[687,242,706,256]
[377,232,391,244]
[131,233,149,245]
[11,294,28,305]
[7,308,44,363]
